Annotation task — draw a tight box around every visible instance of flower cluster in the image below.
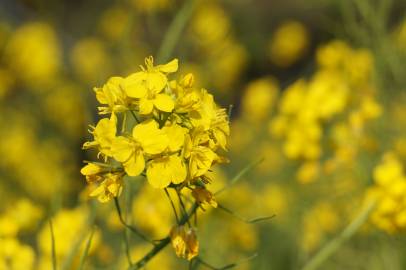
[367,152,406,233]
[81,56,229,202]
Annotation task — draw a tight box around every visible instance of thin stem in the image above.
[217,203,275,224]
[114,197,154,245]
[128,203,199,270]
[78,227,95,270]
[164,188,180,224]
[124,230,133,267]
[301,200,376,270]
[215,158,264,196]
[49,220,57,270]
[177,191,191,227]
[156,0,198,62]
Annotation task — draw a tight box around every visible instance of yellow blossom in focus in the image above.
[111,119,168,178]
[83,114,117,159]
[122,57,178,114]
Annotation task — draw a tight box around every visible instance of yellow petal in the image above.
[153,93,175,112]
[133,120,168,154]
[146,158,172,188]
[146,72,167,92]
[111,136,134,162]
[139,98,154,115]
[123,150,145,176]
[157,58,178,73]
[146,155,186,188]
[168,155,187,184]
[122,72,147,98]
[89,183,105,198]
[163,124,187,152]
[80,164,101,176]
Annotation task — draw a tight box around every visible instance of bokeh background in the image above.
[1,0,406,269]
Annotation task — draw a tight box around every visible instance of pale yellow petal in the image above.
[146,72,167,92]
[168,155,187,184]
[153,93,175,112]
[122,72,147,98]
[139,98,154,115]
[111,136,133,162]
[146,159,171,188]
[163,124,187,152]
[124,150,145,176]
[157,58,178,73]
[133,120,168,154]
[80,164,101,176]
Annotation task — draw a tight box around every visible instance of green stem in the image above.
[156,0,198,62]
[301,200,376,270]
[114,197,154,245]
[49,220,57,270]
[128,203,199,270]
[77,227,95,270]
[164,188,180,224]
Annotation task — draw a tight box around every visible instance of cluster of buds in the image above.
[81,56,230,260]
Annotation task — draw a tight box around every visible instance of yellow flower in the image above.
[4,22,61,86]
[89,173,124,203]
[163,123,188,152]
[191,187,218,208]
[147,155,187,188]
[94,76,128,114]
[122,57,178,114]
[112,119,168,176]
[81,163,124,203]
[269,20,309,67]
[83,114,117,158]
[70,37,111,82]
[81,163,103,177]
[241,77,279,122]
[171,73,201,113]
[184,129,217,178]
[170,226,199,260]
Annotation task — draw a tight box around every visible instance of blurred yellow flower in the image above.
[0,237,35,270]
[70,37,111,83]
[269,20,309,67]
[241,77,279,122]
[4,22,61,87]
